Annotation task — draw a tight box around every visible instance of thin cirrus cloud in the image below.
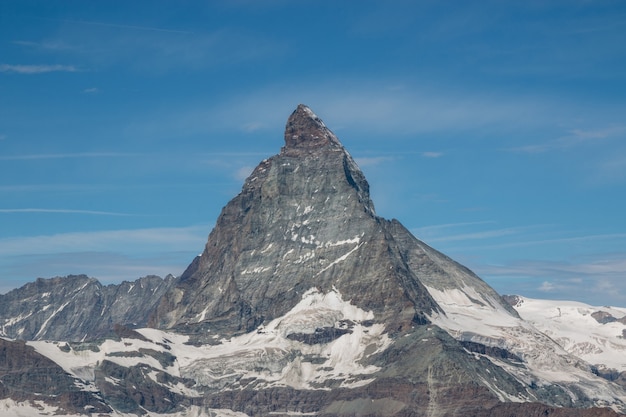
[480,257,626,278]
[510,125,626,153]
[34,22,284,73]
[467,233,626,251]
[0,152,134,160]
[0,208,130,216]
[590,154,626,185]
[421,151,443,158]
[0,225,210,257]
[478,256,626,303]
[418,227,523,243]
[354,156,394,167]
[0,251,188,292]
[181,81,592,141]
[133,85,531,141]
[56,18,192,35]
[412,221,533,244]
[120,75,621,145]
[0,63,78,74]
[0,225,211,290]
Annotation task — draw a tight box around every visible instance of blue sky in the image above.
[1,1,625,306]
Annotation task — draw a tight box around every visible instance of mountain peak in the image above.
[283,104,341,151]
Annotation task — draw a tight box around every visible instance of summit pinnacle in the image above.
[283,104,342,152]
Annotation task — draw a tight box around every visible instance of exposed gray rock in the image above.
[151,104,438,339]
[0,274,175,341]
[94,360,195,414]
[592,310,622,324]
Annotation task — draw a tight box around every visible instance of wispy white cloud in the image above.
[511,125,626,153]
[422,227,522,243]
[481,257,626,278]
[0,225,211,291]
[590,154,626,185]
[0,64,78,74]
[0,184,116,193]
[0,251,190,292]
[470,233,626,250]
[412,222,536,244]
[59,19,192,35]
[0,152,133,160]
[142,80,590,142]
[12,40,75,51]
[234,166,255,181]
[0,208,130,216]
[413,221,496,235]
[477,254,626,305]
[82,87,99,94]
[354,156,394,167]
[32,22,285,74]
[421,151,444,158]
[0,225,209,257]
[539,281,555,292]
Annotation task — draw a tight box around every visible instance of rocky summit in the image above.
[1,105,625,416]
[150,103,438,339]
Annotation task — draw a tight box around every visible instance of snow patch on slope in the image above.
[27,287,390,415]
[181,287,390,390]
[424,285,626,410]
[512,296,626,372]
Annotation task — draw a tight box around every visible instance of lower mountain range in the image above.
[1,105,624,417]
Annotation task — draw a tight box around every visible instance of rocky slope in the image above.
[0,274,174,341]
[0,105,624,416]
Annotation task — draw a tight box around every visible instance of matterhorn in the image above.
[0,105,623,416]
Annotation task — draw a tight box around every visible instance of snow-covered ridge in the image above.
[424,285,626,410]
[512,296,626,372]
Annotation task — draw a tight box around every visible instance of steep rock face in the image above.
[151,104,438,338]
[0,274,174,341]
